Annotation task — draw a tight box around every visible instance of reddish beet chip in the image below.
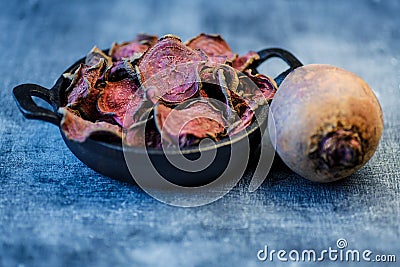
[154,100,227,147]
[124,122,146,147]
[185,33,236,62]
[59,107,122,143]
[133,33,158,46]
[232,51,260,72]
[60,33,277,148]
[244,70,277,102]
[213,65,274,134]
[110,42,148,62]
[143,64,201,104]
[85,46,113,68]
[207,56,230,66]
[108,60,137,81]
[215,65,241,119]
[65,60,106,120]
[221,69,274,112]
[124,118,162,148]
[66,60,104,96]
[199,64,258,134]
[138,35,205,104]
[110,34,158,61]
[198,66,226,101]
[97,78,142,128]
[226,93,255,135]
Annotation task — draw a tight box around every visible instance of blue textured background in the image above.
[1,0,399,266]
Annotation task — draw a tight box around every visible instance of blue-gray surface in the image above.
[1,0,399,266]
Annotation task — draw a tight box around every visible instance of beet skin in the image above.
[269,64,384,182]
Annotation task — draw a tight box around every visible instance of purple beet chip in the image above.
[138,35,205,104]
[97,78,142,128]
[110,34,158,61]
[154,100,227,147]
[66,60,106,120]
[59,107,122,143]
[61,33,277,148]
[186,33,236,61]
[232,51,260,72]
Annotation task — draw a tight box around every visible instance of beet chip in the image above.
[60,33,276,147]
[110,34,158,61]
[110,42,148,62]
[59,108,122,143]
[226,93,255,135]
[243,70,277,102]
[186,33,236,61]
[124,118,162,148]
[216,66,274,114]
[134,33,158,45]
[198,66,226,102]
[66,60,106,120]
[108,60,137,81]
[154,100,227,147]
[199,64,258,134]
[97,78,141,128]
[213,65,273,135]
[85,46,113,68]
[138,35,205,104]
[232,51,260,72]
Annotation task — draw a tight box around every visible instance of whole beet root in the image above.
[269,64,384,182]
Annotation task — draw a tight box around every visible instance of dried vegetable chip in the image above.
[186,33,236,61]
[244,69,277,101]
[60,33,277,148]
[109,33,158,61]
[108,60,137,81]
[138,35,205,104]
[232,51,260,72]
[66,60,106,119]
[59,107,122,142]
[85,46,113,68]
[124,118,162,148]
[154,100,227,147]
[97,78,141,127]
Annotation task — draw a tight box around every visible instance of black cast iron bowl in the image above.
[13,48,302,187]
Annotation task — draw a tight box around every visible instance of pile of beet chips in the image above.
[60,33,277,148]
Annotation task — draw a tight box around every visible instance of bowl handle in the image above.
[13,83,60,125]
[253,48,303,86]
